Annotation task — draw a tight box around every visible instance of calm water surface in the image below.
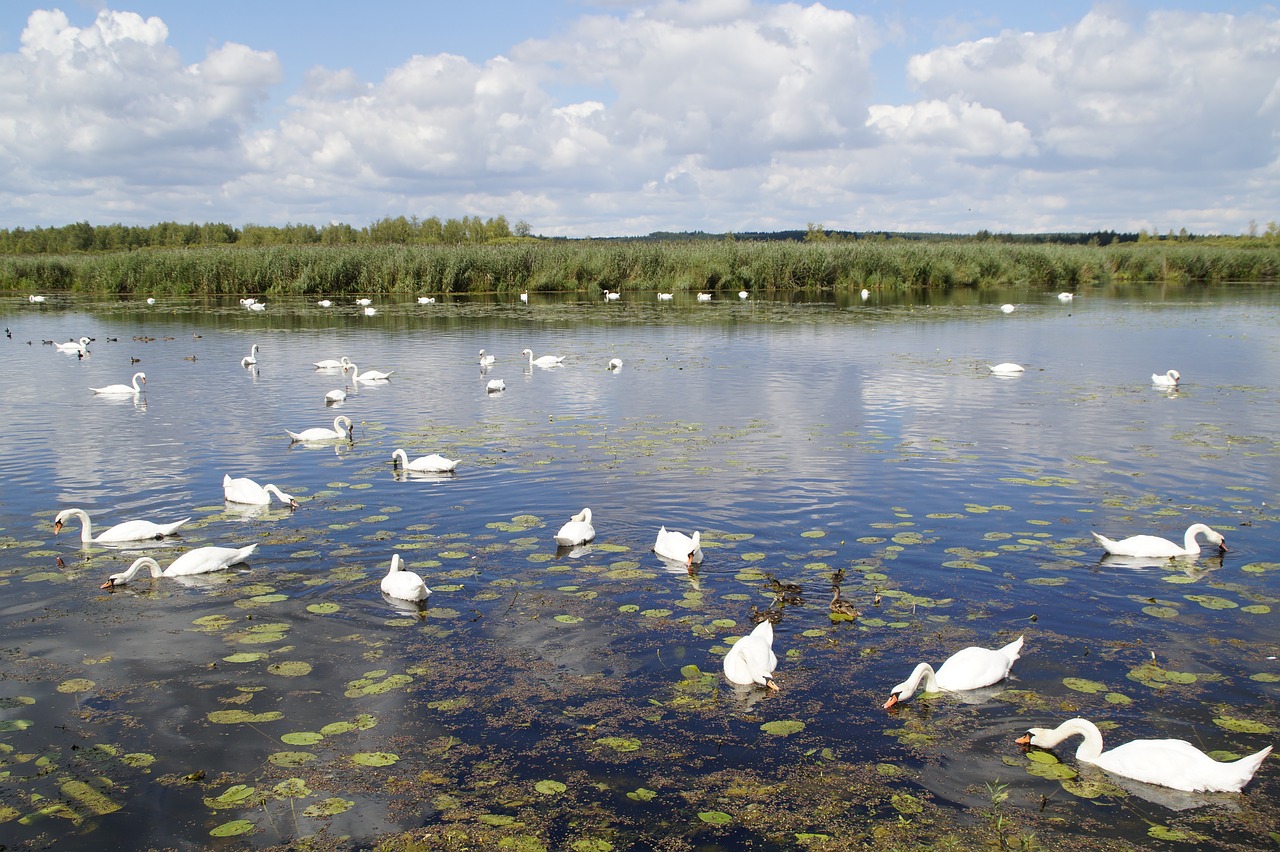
[1,286,1278,850]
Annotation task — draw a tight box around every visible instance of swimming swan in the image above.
[286,416,353,443]
[479,350,496,366]
[1152,369,1181,387]
[883,636,1024,708]
[381,553,430,601]
[90,372,146,394]
[344,362,394,383]
[223,474,298,508]
[56,337,91,353]
[391,448,458,474]
[521,349,564,368]
[313,356,349,370]
[1017,718,1272,793]
[653,526,703,566]
[987,363,1024,375]
[554,508,595,547]
[54,507,190,544]
[240,343,259,367]
[1091,523,1226,559]
[723,619,779,689]
[101,544,258,588]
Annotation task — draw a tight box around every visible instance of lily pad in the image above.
[1213,717,1272,734]
[302,797,354,818]
[761,720,806,737]
[697,811,732,825]
[352,752,399,766]
[1063,677,1106,694]
[210,819,256,837]
[535,779,567,795]
[595,736,641,753]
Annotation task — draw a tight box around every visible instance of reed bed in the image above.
[3,240,1278,297]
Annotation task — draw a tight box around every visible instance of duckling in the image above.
[749,604,783,625]
[130,356,141,364]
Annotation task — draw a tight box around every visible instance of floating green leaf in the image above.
[761,720,805,736]
[306,603,340,614]
[1184,594,1237,610]
[210,819,256,837]
[535,779,567,795]
[267,751,316,767]
[554,615,583,624]
[204,784,257,810]
[697,811,732,825]
[595,736,641,753]
[302,797,354,818]
[1063,677,1106,694]
[281,732,324,746]
[273,778,312,799]
[626,788,657,802]
[267,661,312,677]
[352,752,398,767]
[208,710,283,724]
[56,678,94,694]
[223,652,267,664]
[1213,717,1272,734]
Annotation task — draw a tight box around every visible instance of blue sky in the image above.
[0,2,1276,236]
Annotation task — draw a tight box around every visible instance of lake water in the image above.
[1,286,1277,850]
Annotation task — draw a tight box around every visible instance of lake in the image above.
[1,285,1277,850]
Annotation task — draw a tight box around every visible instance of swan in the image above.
[343,362,394,383]
[286,415,353,442]
[313,356,349,370]
[90,371,146,395]
[54,507,190,544]
[1000,303,1015,313]
[28,294,46,303]
[391,448,458,474]
[554,508,595,547]
[355,298,372,306]
[238,298,257,307]
[1091,523,1225,558]
[883,635,1024,708]
[1017,718,1272,793]
[608,358,623,370]
[363,306,377,316]
[860,288,870,300]
[417,296,436,304]
[145,297,156,305]
[738,291,748,300]
[605,291,621,301]
[519,292,528,303]
[317,299,333,308]
[723,619,779,689]
[697,293,712,302]
[653,526,703,566]
[657,293,673,301]
[1058,292,1074,302]
[56,337,91,353]
[381,553,430,601]
[248,302,266,311]
[223,474,298,508]
[325,388,347,404]
[478,350,496,366]
[987,363,1025,375]
[522,348,564,368]
[1152,369,1180,387]
[241,343,259,367]
[486,379,505,392]
[101,544,258,588]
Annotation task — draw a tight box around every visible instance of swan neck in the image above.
[64,508,93,542]
[1043,718,1104,762]
[900,662,937,698]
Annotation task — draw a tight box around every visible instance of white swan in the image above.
[653,526,703,566]
[723,619,779,690]
[519,292,528,303]
[286,415,353,442]
[240,343,259,367]
[605,291,621,301]
[987,363,1025,375]
[738,291,748,300]
[317,299,333,308]
[657,293,674,301]
[313,356,349,370]
[417,296,436,304]
[223,474,298,508]
[1091,523,1225,558]
[554,508,595,547]
[238,298,257,307]
[486,379,505,392]
[522,348,564,368]
[248,302,266,312]
[696,293,712,302]
[608,358,623,370]
[1058,292,1075,302]
[1000,303,1015,313]
[391,448,458,474]
[101,544,258,588]
[883,635,1024,708]
[478,350,496,366]
[28,294,46,303]
[324,388,347,404]
[344,362,394,384]
[1152,369,1180,387]
[146,297,156,305]
[90,371,146,395]
[56,337,91,353]
[860,289,870,300]
[54,507,190,544]
[381,553,430,601]
[1017,718,1272,793]
[355,298,372,306]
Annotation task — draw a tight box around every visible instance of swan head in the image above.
[882,663,934,709]
[101,557,161,588]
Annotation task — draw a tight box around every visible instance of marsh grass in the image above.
[4,240,1279,297]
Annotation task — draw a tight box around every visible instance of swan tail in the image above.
[232,544,258,565]
[999,635,1025,662]
[1091,531,1116,552]
[1230,745,1273,790]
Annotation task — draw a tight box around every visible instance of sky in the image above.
[0,1,1276,237]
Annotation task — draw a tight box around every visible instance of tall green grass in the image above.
[3,240,1278,297]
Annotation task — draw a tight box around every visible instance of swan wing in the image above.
[1093,740,1262,792]
[933,644,1019,691]
[95,517,189,543]
[1093,532,1183,558]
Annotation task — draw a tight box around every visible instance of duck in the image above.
[723,620,778,690]
[1017,718,1272,793]
[478,350,496,366]
[100,544,258,588]
[240,343,259,367]
[286,415,353,443]
[222,474,298,509]
[522,348,565,368]
[486,379,505,393]
[554,508,595,547]
[381,553,430,601]
[90,371,146,395]
[987,363,1025,375]
[608,358,623,370]
[653,526,703,566]
[830,588,859,619]
[343,362,394,383]
[55,336,91,354]
[313,356,349,370]
[883,635,1024,708]
[54,507,190,544]
[1152,369,1180,387]
[1091,523,1225,558]
[391,448,458,474]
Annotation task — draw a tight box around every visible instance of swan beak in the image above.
[882,694,900,710]
[54,520,64,534]
[766,679,779,691]
[1015,734,1032,747]
[1218,541,1228,553]
[100,579,116,590]
[289,499,299,510]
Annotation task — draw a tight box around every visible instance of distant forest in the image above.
[3,214,1277,256]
